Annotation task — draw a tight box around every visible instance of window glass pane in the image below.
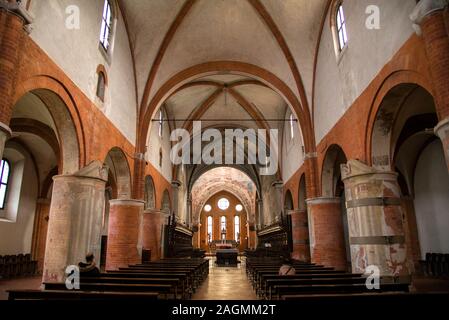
[290,114,294,139]
[0,184,6,208]
[99,20,106,43]
[102,0,108,18]
[218,198,229,210]
[336,10,341,28]
[234,216,240,242]
[342,24,348,43]
[2,161,9,183]
[207,216,212,238]
[338,31,344,49]
[106,4,111,26]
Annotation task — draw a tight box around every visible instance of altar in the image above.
[216,248,239,266]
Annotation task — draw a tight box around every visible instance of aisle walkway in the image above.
[192,257,258,300]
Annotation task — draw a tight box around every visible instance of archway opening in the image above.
[372,84,448,269]
[321,144,350,270]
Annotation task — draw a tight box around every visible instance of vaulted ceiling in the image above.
[119,0,328,131]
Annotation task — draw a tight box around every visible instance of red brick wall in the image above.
[13,35,136,176]
[284,34,434,198]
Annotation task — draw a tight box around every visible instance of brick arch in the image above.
[284,189,294,210]
[13,75,85,174]
[104,147,132,199]
[161,189,171,213]
[365,70,434,168]
[138,61,315,155]
[321,144,347,197]
[144,175,156,210]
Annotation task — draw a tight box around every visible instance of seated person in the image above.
[279,257,296,275]
[78,252,100,275]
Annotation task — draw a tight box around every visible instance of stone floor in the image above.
[192,257,258,300]
[0,276,42,300]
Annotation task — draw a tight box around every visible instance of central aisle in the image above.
[192,257,258,300]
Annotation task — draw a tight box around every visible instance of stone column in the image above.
[411,0,449,171]
[31,198,51,273]
[289,209,311,262]
[43,161,108,282]
[307,197,347,270]
[141,209,165,261]
[341,160,409,276]
[106,199,144,270]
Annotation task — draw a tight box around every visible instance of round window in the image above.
[217,198,230,210]
[204,204,212,212]
[236,204,243,212]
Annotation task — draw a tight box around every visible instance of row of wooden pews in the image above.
[246,257,410,300]
[8,258,208,300]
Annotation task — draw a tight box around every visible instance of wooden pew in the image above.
[271,282,410,300]
[8,289,158,301]
[43,282,175,299]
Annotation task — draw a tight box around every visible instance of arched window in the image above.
[158,110,163,137]
[217,198,229,210]
[336,4,348,51]
[220,216,226,240]
[234,216,240,242]
[289,114,295,139]
[96,71,106,101]
[0,159,11,209]
[99,0,113,51]
[207,216,213,242]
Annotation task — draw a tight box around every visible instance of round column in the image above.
[106,199,144,270]
[141,209,165,261]
[341,160,409,276]
[43,162,107,282]
[290,209,310,262]
[307,197,347,270]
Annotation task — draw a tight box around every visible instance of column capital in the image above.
[271,180,283,188]
[110,199,145,206]
[341,160,398,181]
[0,122,12,137]
[435,116,449,138]
[143,208,165,215]
[171,180,181,188]
[306,197,341,205]
[0,2,32,24]
[410,0,449,34]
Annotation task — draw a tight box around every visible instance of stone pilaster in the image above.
[307,197,347,270]
[341,160,409,276]
[106,199,144,270]
[43,161,108,282]
[289,209,311,262]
